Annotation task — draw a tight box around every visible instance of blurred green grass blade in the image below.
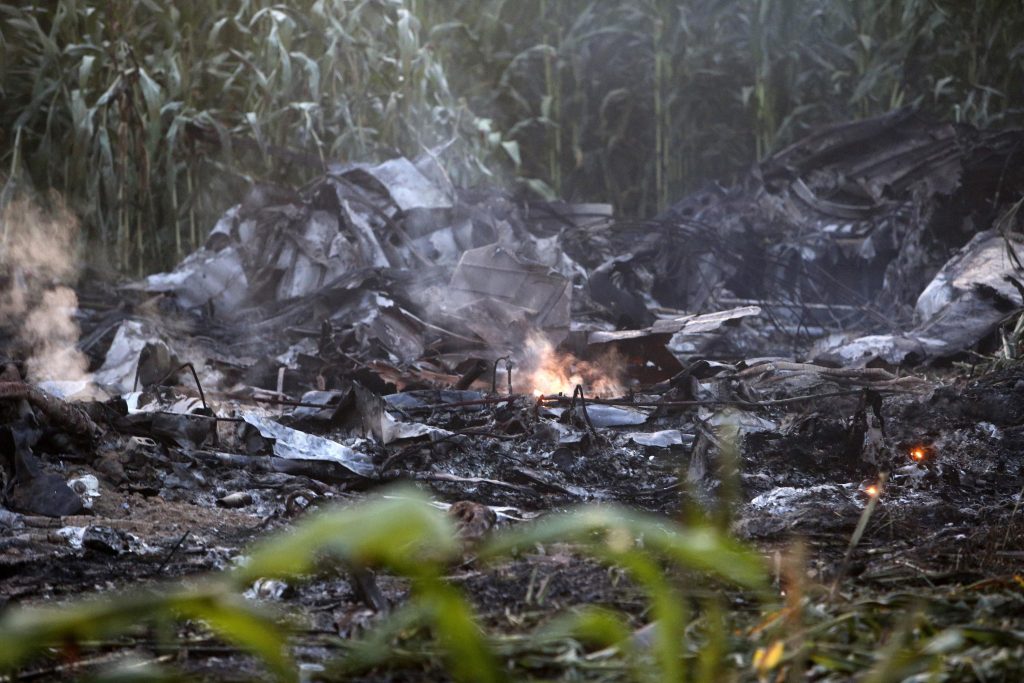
[171,592,296,683]
[0,592,171,669]
[537,606,633,651]
[423,581,504,683]
[331,602,431,674]
[0,588,293,681]
[478,505,766,589]
[235,487,459,583]
[611,551,686,683]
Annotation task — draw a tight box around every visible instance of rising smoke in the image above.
[0,195,91,384]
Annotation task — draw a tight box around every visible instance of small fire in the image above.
[865,484,880,498]
[910,447,926,462]
[522,333,624,398]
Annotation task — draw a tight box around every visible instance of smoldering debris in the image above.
[582,108,1024,363]
[1,110,1024,678]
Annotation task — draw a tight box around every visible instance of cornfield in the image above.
[2,0,1023,272]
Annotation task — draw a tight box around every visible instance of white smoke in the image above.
[0,195,92,384]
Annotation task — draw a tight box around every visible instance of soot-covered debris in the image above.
[1,109,1024,679]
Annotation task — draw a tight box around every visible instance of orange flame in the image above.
[522,333,625,398]
[910,447,925,462]
[865,485,880,498]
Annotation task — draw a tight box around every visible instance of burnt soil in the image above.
[3,361,1024,681]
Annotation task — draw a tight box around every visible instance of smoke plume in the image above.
[0,195,91,384]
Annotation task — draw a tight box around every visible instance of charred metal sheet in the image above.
[241,412,375,478]
[818,229,1024,364]
[448,244,572,344]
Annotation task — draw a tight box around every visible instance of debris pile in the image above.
[2,109,1024,675]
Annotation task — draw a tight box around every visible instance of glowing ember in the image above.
[865,485,880,498]
[910,447,926,461]
[521,333,624,398]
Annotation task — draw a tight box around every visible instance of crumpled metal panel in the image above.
[361,157,453,211]
[447,244,571,344]
[241,412,375,478]
[816,229,1024,365]
[143,245,248,312]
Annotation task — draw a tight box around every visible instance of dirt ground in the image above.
[3,356,1022,680]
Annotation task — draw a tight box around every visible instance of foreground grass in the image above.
[1,487,1022,682]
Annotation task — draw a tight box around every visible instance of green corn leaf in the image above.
[138,67,163,123]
